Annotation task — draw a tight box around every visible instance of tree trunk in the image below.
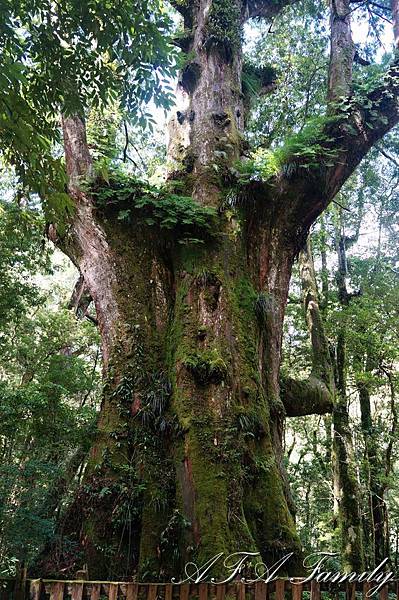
[357,372,389,566]
[295,236,364,570]
[45,2,305,580]
[53,132,302,579]
[39,0,399,578]
[332,226,364,571]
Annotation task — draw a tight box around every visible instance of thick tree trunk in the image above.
[45,1,304,578]
[168,226,300,573]
[41,0,399,577]
[51,152,301,578]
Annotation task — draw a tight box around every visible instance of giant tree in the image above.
[5,0,399,581]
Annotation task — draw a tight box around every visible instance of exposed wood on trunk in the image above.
[68,275,95,323]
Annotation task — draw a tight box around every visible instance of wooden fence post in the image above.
[49,581,64,600]
[291,580,302,600]
[310,581,320,600]
[254,582,267,600]
[275,580,285,600]
[14,563,27,600]
[29,580,42,600]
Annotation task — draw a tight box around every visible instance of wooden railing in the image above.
[0,577,398,600]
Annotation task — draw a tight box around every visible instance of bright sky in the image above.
[352,13,394,51]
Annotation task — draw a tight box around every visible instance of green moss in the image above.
[188,430,230,554]
[230,276,260,391]
[235,114,343,183]
[204,0,241,59]
[184,429,255,566]
[159,237,302,573]
[183,348,228,385]
[243,438,302,567]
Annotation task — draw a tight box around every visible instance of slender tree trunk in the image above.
[357,367,389,566]
[297,236,364,570]
[332,224,364,570]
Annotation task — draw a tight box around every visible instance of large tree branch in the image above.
[328,0,355,102]
[276,59,399,234]
[281,374,334,416]
[60,115,119,369]
[302,0,398,223]
[281,238,335,417]
[324,65,399,201]
[256,0,398,236]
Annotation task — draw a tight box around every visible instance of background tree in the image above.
[284,153,399,569]
[0,194,100,573]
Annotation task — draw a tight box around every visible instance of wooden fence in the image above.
[1,577,398,600]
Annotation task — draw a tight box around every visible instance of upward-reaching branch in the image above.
[60,115,119,369]
[62,115,93,193]
[328,0,355,102]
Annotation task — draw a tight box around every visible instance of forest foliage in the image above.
[0,0,398,579]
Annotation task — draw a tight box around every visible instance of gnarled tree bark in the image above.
[40,0,399,580]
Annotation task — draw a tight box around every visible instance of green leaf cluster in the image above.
[0,0,178,193]
[91,172,218,244]
[236,114,341,182]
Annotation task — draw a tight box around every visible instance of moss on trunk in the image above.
[54,205,302,580]
[48,0,309,581]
